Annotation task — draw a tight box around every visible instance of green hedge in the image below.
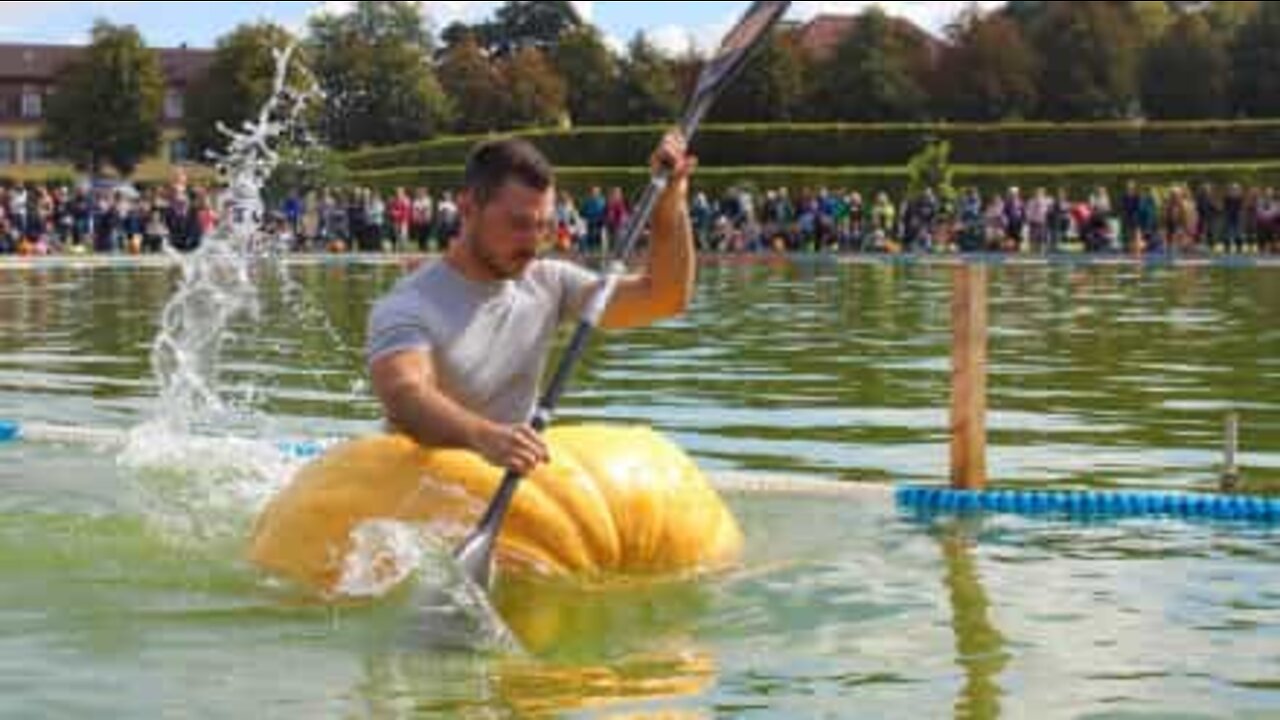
[350,162,1280,199]
[343,121,1280,172]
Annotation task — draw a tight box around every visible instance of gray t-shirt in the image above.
[365,258,600,424]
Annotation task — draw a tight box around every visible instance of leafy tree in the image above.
[308,0,452,149]
[810,7,927,122]
[709,30,807,122]
[184,23,302,162]
[1034,1,1141,119]
[438,34,506,132]
[500,47,567,128]
[1141,13,1229,118]
[935,6,1039,121]
[1231,1,1280,116]
[552,26,618,126]
[43,21,165,177]
[611,33,681,124]
[491,1,583,55]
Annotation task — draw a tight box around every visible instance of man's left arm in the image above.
[595,130,698,330]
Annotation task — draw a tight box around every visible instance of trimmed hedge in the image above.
[343,121,1280,172]
[350,162,1280,199]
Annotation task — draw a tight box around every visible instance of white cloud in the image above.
[648,14,735,57]
[0,1,145,41]
[308,1,593,32]
[309,0,353,18]
[790,1,1007,34]
[602,33,625,55]
[0,0,141,17]
[307,1,993,42]
[643,1,1007,59]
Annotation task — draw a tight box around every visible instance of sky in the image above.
[0,1,1007,54]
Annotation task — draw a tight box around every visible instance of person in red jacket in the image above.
[388,187,412,253]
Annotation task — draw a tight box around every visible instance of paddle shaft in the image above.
[454,1,792,588]
[463,135,692,562]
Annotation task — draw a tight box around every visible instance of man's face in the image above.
[462,180,556,280]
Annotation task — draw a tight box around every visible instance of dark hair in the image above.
[464,138,554,205]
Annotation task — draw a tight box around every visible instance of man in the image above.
[365,131,696,476]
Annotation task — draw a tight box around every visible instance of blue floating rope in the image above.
[896,486,1279,524]
[0,419,331,462]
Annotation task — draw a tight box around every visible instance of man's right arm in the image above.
[369,350,548,475]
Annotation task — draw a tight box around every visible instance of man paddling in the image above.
[365,132,697,475]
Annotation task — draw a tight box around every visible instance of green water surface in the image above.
[1,259,1277,718]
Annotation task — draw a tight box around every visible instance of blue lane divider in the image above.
[0,419,331,461]
[278,440,329,460]
[896,486,1280,524]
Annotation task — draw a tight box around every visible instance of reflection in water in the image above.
[353,647,716,719]
[493,575,715,662]
[940,520,1010,720]
[350,573,721,718]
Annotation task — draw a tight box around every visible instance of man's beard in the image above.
[472,236,534,281]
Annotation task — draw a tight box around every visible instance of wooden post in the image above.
[1221,412,1241,492]
[951,264,988,490]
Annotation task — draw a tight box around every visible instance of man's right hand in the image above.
[473,422,550,476]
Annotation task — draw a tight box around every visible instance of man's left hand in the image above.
[652,130,697,191]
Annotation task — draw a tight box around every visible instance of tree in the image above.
[1141,13,1229,118]
[1131,0,1176,45]
[1231,1,1280,117]
[1034,2,1141,119]
[709,30,807,123]
[184,23,301,163]
[935,6,1039,121]
[1003,0,1050,28]
[309,0,452,150]
[907,140,955,201]
[611,34,680,124]
[1202,1,1260,35]
[341,0,433,48]
[499,47,567,128]
[438,34,506,132]
[552,26,618,126]
[491,1,583,55]
[42,21,164,177]
[810,7,928,122]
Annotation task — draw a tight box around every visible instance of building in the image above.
[786,13,944,64]
[0,42,212,177]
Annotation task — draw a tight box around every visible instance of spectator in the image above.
[1222,183,1245,254]
[388,187,412,252]
[411,188,434,252]
[580,186,606,253]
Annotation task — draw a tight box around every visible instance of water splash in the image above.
[115,43,523,654]
[118,43,322,544]
[147,43,322,435]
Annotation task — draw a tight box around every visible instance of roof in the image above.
[791,14,942,63]
[0,43,212,84]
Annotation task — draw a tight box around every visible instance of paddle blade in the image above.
[692,1,792,103]
[454,526,496,590]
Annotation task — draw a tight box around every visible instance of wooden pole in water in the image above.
[1221,412,1241,492]
[951,264,988,490]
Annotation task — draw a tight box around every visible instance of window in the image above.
[22,138,48,164]
[20,86,42,119]
[169,138,189,164]
[0,138,14,166]
[164,89,184,121]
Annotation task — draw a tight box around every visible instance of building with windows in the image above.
[0,42,211,178]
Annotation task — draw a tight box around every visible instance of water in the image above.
[1,259,1278,717]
